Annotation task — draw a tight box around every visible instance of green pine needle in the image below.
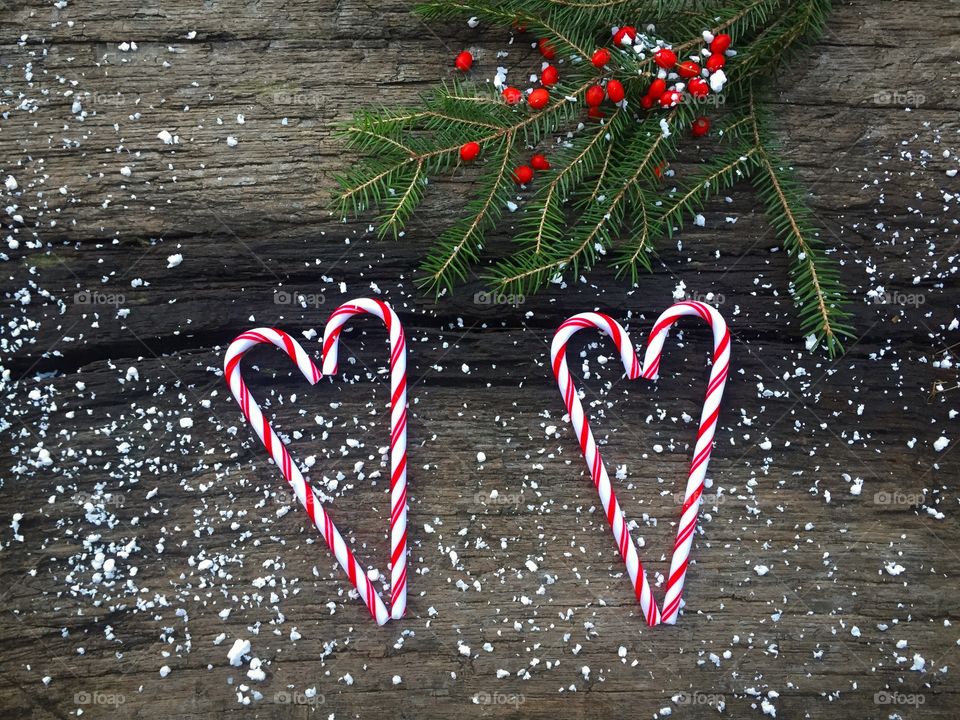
[333,0,851,355]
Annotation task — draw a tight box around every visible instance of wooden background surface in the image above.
[1,0,958,717]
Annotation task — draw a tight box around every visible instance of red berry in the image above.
[591,48,611,69]
[646,78,667,99]
[512,19,527,33]
[691,116,711,137]
[659,89,682,108]
[654,48,677,69]
[706,54,726,73]
[688,77,710,98]
[513,165,534,185]
[502,86,523,105]
[585,84,605,107]
[530,153,551,171]
[612,26,637,46]
[640,95,655,110]
[540,65,559,86]
[459,142,480,162]
[678,60,701,79]
[710,33,732,54]
[538,39,556,60]
[528,87,550,109]
[606,78,625,103]
[454,51,473,72]
[588,107,605,120]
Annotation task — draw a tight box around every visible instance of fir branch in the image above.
[334,0,849,355]
[420,133,517,291]
[658,145,759,237]
[492,115,674,293]
[748,92,852,355]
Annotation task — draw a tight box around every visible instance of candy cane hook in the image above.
[640,301,730,625]
[322,298,409,621]
[550,313,662,627]
[224,328,392,625]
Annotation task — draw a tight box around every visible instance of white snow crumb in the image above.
[693,214,706,227]
[477,451,486,463]
[759,438,772,451]
[226,136,239,147]
[120,166,132,177]
[754,565,770,576]
[851,626,861,638]
[467,16,479,28]
[304,687,317,698]
[392,675,402,685]
[506,200,518,212]
[709,69,727,92]
[672,280,686,300]
[884,562,905,576]
[933,436,949,452]
[761,698,777,717]
[5,175,19,191]
[42,677,51,686]
[290,628,301,642]
[659,118,671,137]
[166,253,183,268]
[545,425,557,435]
[910,653,926,671]
[581,665,590,680]
[213,633,226,645]
[227,638,251,666]
[458,645,471,657]
[159,665,171,678]
[343,673,354,685]
[804,334,818,351]
[496,669,510,679]
[461,363,470,374]
[179,417,193,429]
[247,658,266,682]
[618,646,627,658]
[157,129,176,144]
[236,113,245,124]
[125,366,139,382]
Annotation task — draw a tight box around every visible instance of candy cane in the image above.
[322,298,408,621]
[640,300,730,625]
[223,317,404,625]
[550,313,662,627]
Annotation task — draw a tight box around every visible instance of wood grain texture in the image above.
[1,1,958,718]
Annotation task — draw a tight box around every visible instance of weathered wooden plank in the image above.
[1,0,958,718]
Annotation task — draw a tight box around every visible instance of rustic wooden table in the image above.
[1,0,958,717]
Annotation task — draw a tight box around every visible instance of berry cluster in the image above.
[451,26,733,162]
[460,142,551,188]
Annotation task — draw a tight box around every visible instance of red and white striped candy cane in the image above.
[550,313,662,627]
[224,327,392,625]
[322,298,408,621]
[640,300,730,624]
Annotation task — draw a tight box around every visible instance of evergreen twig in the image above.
[333,0,851,355]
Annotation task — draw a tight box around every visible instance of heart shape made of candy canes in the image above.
[550,301,730,626]
[223,298,408,625]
